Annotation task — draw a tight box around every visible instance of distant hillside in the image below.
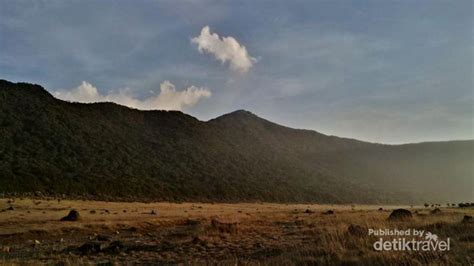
[0,80,472,203]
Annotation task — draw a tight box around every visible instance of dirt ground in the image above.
[0,198,473,265]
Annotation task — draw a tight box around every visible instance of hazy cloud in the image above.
[192,26,256,73]
[53,81,211,111]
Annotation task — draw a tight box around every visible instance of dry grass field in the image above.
[0,198,473,265]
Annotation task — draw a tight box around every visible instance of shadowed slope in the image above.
[0,80,472,203]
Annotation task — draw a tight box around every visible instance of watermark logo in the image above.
[369,229,450,252]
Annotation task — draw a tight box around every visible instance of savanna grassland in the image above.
[0,198,473,265]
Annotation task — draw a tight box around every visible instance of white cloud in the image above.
[191,26,256,73]
[53,81,211,111]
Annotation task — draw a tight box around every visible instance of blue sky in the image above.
[1,0,472,144]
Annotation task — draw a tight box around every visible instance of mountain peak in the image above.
[209,109,260,122]
[226,109,255,117]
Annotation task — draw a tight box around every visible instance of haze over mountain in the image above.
[1,80,472,203]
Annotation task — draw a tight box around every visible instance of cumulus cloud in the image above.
[53,81,211,111]
[191,26,256,73]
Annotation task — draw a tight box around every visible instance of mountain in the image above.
[0,79,472,203]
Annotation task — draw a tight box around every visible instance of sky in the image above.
[0,0,472,144]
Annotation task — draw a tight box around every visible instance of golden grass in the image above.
[0,198,472,265]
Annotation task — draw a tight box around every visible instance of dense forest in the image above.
[0,80,472,203]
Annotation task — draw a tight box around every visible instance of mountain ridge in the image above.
[1,79,472,203]
[3,79,470,145]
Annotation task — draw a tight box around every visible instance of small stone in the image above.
[97,235,111,241]
[186,219,201,226]
[103,240,124,253]
[77,241,104,255]
[347,224,366,237]
[192,236,206,245]
[323,210,334,215]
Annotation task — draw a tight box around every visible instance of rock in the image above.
[388,209,412,220]
[294,220,304,226]
[89,210,96,214]
[77,241,104,255]
[431,208,442,214]
[103,240,125,253]
[2,246,11,253]
[192,236,206,245]
[378,207,383,211]
[185,218,201,226]
[125,226,138,232]
[347,224,366,237]
[60,210,80,221]
[34,240,41,245]
[97,235,111,242]
[304,209,314,214]
[462,215,472,223]
[149,210,157,215]
[6,206,14,211]
[323,210,334,215]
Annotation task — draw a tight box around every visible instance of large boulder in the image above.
[60,210,80,221]
[462,215,472,223]
[388,209,412,220]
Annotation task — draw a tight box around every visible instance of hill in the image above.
[0,80,472,203]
